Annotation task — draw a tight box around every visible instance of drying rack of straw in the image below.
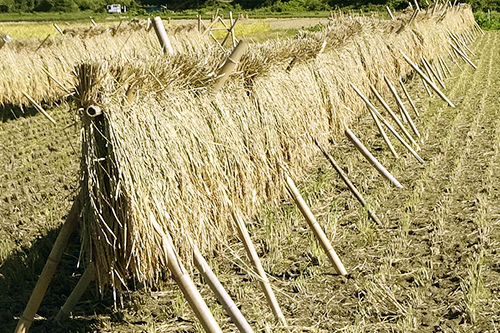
[11,3,483,333]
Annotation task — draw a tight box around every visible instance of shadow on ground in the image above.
[1,105,40,123]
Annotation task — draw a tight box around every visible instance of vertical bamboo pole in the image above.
[211,40,247,94]
[399,79,420,118]
[150,217,223,333]
[383,76,421,139]
[192,242,255,333]
[153,16,174,55]
[285,175,348,274]
[345,128,403,188]
[197,15,202,32]
[55,263,95,322]
[232,209,287,326]
[15,193,82,333]
[400,52,455,107]
[314,139,383,226]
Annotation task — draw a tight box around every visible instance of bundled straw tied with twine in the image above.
[73,5,477,293]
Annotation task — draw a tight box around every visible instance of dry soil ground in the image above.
[1,31,499,333]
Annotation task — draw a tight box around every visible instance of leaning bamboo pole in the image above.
[55,263,95,322]
[450,42,477,69]
[22,92,57,125]
[315,139,383,226]
[192,242,255,333]
[285,175,348,275]
[422,56,446,89]
[345,128,403,188]
[369,106,398,158]
[400,52,455,107]
[150,217,223,333]
[211,40,248,94]
[15,193,82,333]
[231,209,287,326]
[152,16,174,55]
[399,79,420,118]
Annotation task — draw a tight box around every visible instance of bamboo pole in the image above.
[440,55,452,76]
[383,76,421,139]
[202,16,221,36]
[437,55,448,78]
[400,52,455,107]
[231,209,287,326]
[345,128,403,188]
[35,34,50,52]
[450,43,477,69]
[386,6,395,20]
[15,193,82,333]
[229,11,237,47]
[368,84,419,147]
[314,139,383,226]
[285,175,348,274]
[448,49,463,71]
[220,16,239,48]
[22,92,57,125]
[211,40,247,94]
[421,77,432,97]
[41,67,72,95]
[55,263,95,322]
[369,105,398,158]
[197,15,202,32]
[399,79,420,118]
[53,23,63,35]
[192,242,255,333]
[153,16,174,55]
[433,58,444,81]
[413,0,420,11]
[421,56,436,85]
[90,18,97,26]
[150,217,223,333]
[422,56,445,89]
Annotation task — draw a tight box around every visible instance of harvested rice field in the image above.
[1,6,500,333]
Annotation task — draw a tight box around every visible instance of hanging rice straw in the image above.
[285,174,348,274]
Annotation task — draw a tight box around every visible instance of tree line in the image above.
[0,0,498,14]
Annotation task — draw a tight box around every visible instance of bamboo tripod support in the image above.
[314,139,383,226]
[345,128,403,188]
[15,193,83,333]
[192,242,255,333]
[150,217,223,333]
[232,209,287,326]
[285,175,348,275]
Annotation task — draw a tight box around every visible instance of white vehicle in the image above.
[107,4,126,13]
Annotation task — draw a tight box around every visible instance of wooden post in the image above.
[285,175,348,274]
[383,76,421,139]
[55,263,95,322]
[232,209,287,326]
[211,40,247,94]
[345,128,403,188]
[22,92,57,125]
[150,217,223,333]
[350,83,423,163]
[153,16,174,55]
[400,52,455,107]
[314,139,383,226]
[399,79,420,118]
[370,84,418,145]
[15,193,82,333]
[192,242,255,333]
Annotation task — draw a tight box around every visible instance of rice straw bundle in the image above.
[73,5,476,292]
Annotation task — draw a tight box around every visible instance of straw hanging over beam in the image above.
[285,174,348,274]
[150,217,223,333]
[350,83,423,163]
[152,16,174,55]
[345,128,403,188]
[22,92,57,125]
[55,263,95,322]
[192,241,255,333]
[15,193,82,333]
[314,139,383,226]
[400,52,455,107]
[383,76,421,139]
[232,209,287,326]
